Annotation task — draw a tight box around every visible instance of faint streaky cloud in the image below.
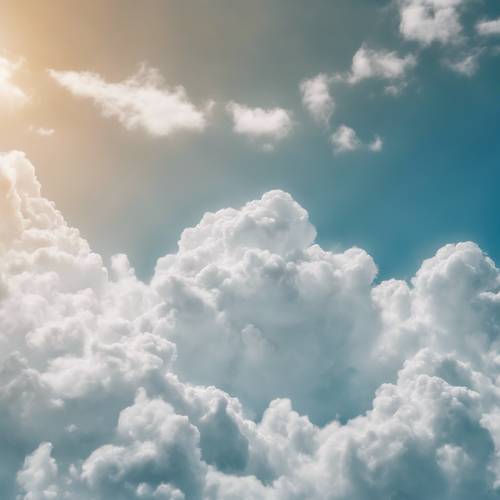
[342,46,416,93]
[476,18,500,37]
[444,49,483,77]
[226,101,293,151]
[29,126,55,137]
[398,0,467,46]
[331,125,382,154]
[0,56,28,109]
[48,64,210,136]
[300,73,334,127]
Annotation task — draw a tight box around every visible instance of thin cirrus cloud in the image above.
[300,73,334,126]
[0,56,28,109]
[4,152,500,499]
[476,18,500,36]
[48,64,211,137]
[226,101,293,150]
[397,0,467,45]
[331,124,383,154]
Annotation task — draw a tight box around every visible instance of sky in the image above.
[3,1,500,499]
[1,0,499,283]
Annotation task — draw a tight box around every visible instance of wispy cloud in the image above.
[226,101,293,150]
[444,49,483,77]
[49,65,210,136]
[0,56,28,109]
[300,73,334,126]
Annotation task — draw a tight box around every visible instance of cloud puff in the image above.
[345,46,417,87]
[28,126,55,137]
[0,56,28,109]
[3,152,500,498]
[476,18,500,37]
[300,74,334,126]
[331,125,383,154]
[49,65,209,136]
[226,102,293,150]
[398,0,468,45]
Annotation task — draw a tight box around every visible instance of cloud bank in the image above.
[3,152,500,499]
[49,65,209,137]
[346,46,417,85]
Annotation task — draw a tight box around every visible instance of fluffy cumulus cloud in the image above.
[0,56,28,109]
[331,125,383,154]
[49,65,210,136]
[4,152,500,498]
[398,0,468,45]
[226,102,293,151]
[299,73,334,126]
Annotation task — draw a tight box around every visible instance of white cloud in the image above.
[226,101,293,150]
[3,152,500,499]
[299,73,334,126]
[331,125,382,154]
[0,56,28,109]
[477,18,500,37]
[369,135,384,152]
[49,65,209,136]
[346,46,417,86]
[444,49,483,76]
[16,443,60,500]
[398,0,468,45]
[331,125,362,153]
[28,126,55,137]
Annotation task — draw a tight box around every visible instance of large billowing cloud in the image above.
[49,65,210,136]
[3,152,500,499]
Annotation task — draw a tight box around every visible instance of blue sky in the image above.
[1,0,499,283]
